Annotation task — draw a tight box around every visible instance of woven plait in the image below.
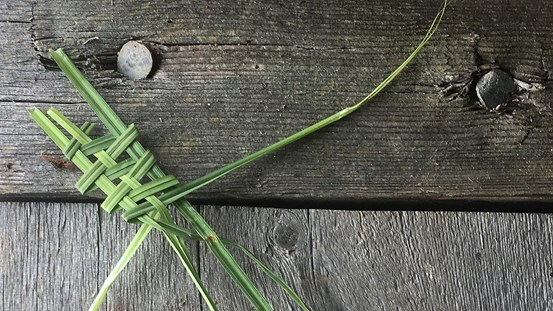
[35,108,180,216]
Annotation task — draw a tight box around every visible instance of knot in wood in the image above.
[271,211,306,253]
[273,223,300,251]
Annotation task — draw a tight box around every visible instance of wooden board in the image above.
[2,201,552,310]
[201,205,553,310]
[2,0,553,203]
[3,3,552,310]
[0,201,201,310]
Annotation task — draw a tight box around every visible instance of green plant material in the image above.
[32,54,274,309]
[154,220,311,311]
[29,108,219,311]
[89,224,152,309]
[29,1,446,310]
[121,0,448,221]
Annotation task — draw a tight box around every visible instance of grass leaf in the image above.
[30,1,446,310]
[122,0,448,221]
[47,48,272,310]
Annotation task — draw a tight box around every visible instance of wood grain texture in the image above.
[199,206,315,310]
[1,0,553,203]
[311,209,553,311]
[3,4,553,311]
[201,205,553,310]
[0,201,201,310]
[2,201,553,310]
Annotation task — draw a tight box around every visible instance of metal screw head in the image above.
[475,69,516,110]
[117,41,153,80]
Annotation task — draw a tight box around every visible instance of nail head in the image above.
[117,41,153,80]
[475,69,516,110]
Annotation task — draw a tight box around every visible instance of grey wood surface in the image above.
[2,0,553,202]
[2,201,552,310]
[2,1,553,311]
[0,201,201,310]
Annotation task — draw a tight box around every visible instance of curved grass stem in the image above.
[122,0,448,221]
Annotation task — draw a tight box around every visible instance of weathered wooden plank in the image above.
[0,201,201,310]
[1,0,553,202]
[201,205,553,310]
[3,201,553,310]
[199,206,315,310]
[0,0,33,23]
[0,201,100,310]
[311,209,553,310]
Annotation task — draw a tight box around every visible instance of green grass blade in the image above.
[30,107,219,311]
[48,50,122,135]
[122,0,448,220]
[152,219,310,311]
[163,230,218,311]
[28,108,69,148]
[176,0,448,195]
[173,199,273,310]
[222,239,310,311]
[49,50,271,310]
[89,223,153,311]
[89,221,218,311]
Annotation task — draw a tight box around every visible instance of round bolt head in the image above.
[475,69,516,110]
[117,41,153,80]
